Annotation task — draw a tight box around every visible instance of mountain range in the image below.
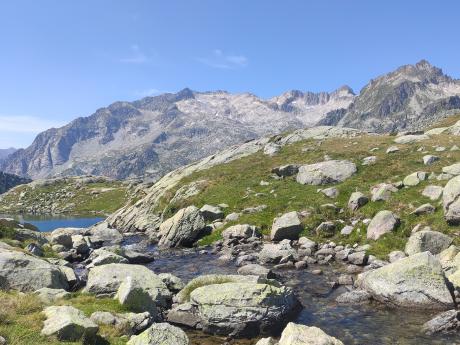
[1,60,460,181]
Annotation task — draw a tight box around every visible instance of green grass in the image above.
[159,118,460,259]
[0,180,129,217]
[0,291,130,345]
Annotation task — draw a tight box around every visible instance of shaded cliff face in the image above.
[0,172,30,194]
[319,60,460,132]
[0,87,354,180]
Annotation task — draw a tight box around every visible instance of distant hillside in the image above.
[0,171,30,194]
[1,60,460,181]
[0,148,17,161]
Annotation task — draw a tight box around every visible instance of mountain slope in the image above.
[319,60,460,132]
[2,60,460,181]
[0,171,30,194]
[0,148,17,162]
[0,87,354,180]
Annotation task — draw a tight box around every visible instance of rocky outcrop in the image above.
[158,206,207,248]
[296,160,356,185]
[357,252,454,310]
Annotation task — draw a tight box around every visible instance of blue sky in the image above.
[1,0,459,148]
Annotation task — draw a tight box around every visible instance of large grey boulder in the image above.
[259,240,297,264]
[405,230,453,256]
[348,192,369,211]
[158,206,207,248]
[127,323,189,345]
[357,252,454,310]
[443,176,460,225]
[366,211,400,240]
[186,279,300,337]
[278,322,344,345]
[296,160,356,185]
[0,249,68,292]
[41,306,99,341]
[84,264,171,309]
[270,212,303,241]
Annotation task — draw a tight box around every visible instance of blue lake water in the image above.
[0,214,104,232]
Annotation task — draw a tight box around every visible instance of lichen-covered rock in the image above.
[41,306,99,341]
[443,176,460,225]
[84,264,171,309]
[270,212,302,241]
[127,323,189,345]
[0,249,68,292]
[296,160,356,185]
[356,252,454,310]
[405,230,453,256]
[366,211,400,240]
[158,206,207,248]
[278,322,344,345]
[188,280,299,337]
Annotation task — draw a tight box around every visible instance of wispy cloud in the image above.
[197,49,248,69]
[119,44,149,64]
[0,115,65,133]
